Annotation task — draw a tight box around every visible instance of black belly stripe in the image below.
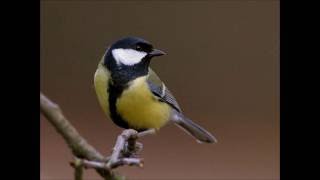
[107,81,130,129]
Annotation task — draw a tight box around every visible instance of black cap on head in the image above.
[109,36,166,57]
[111,36,153,53]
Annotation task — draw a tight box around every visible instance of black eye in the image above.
[135,45,142,51]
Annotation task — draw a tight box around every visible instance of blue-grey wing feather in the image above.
[147,68,182,113]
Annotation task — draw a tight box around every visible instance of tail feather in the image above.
[172,113,217,143]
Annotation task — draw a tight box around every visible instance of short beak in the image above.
[149,49,166,57]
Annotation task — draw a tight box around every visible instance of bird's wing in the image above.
[147,68,182,112]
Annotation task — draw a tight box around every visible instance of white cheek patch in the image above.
[112,48,147,66]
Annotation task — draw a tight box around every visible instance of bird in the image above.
[94,36,217,143]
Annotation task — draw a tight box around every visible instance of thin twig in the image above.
[73,158,84,180]
[75,158,143,171]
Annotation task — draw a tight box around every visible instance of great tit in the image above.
[94,37,217,143]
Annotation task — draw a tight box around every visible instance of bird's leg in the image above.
[106,129,137,168]
[123,131,139,158]
[138,129,157,138]
[124,129,156,158]
[106,129,156,169]
[134,129,156,155]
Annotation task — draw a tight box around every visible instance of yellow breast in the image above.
[116,76,171,130]
[94,63,110,116]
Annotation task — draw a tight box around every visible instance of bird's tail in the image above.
[172,112,217,143]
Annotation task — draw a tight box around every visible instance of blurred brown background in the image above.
[40,1,279,179]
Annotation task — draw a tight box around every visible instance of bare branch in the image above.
[40,93,105,161]
[40,92,154,180]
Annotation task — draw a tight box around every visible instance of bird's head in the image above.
[103,37,166,84]
[104,37,165,68]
